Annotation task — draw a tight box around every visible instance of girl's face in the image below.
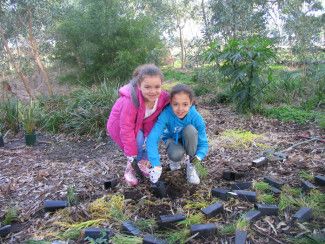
[139,75,162,103]
[171,92,192,119]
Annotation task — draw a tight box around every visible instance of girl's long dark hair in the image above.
[129,64,164,107]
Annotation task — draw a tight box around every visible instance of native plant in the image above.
[2,98,20,134]
[217,36,276,113]
[19,100,37,135]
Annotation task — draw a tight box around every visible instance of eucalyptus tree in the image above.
[279,0,324,64]
[137,0,200,69]
[209,0,268,42]
[0,0,62,98]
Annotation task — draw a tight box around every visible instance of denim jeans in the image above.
[136,130,147,161]
[166,124,198,162]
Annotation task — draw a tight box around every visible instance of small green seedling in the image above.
[3,206,18,225]
[67,185,78,206]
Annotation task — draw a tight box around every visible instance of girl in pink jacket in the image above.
[107,64,169,186]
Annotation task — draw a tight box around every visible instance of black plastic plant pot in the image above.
[293,207,312,222]
[159,214,186,227]
[231,182,252,190]
[104,178,118,189]
[121,221,141,236]
[84,227,113,240]
[190,223,217,238]
[0,225,11,237]
[314,175,325,186]
[44,200,68,212]
[151,181,167,198]
[211,188,229,201]
[255,204,279,216]
[25,132,36,146]
[143,234,168,244]
[235,229,247,244]
[201,202,223,218]
[222,171,244,181]
[0,135,4,147]
[263,176,284,189]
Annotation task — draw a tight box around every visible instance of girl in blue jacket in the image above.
[146,84,209,184]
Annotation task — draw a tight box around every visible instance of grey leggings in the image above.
[166,125,198,162]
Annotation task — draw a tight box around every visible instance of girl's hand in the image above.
[149,166,162,183]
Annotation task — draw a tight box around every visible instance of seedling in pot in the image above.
[264,176,284,189]
[159,214,186,226]
[201,202,223,217]
[235,229,248,244]
[190,223,217,238]
[231,181,252,190]
[151,180,167,198]
[104,178,118,189]
[255,204,278,216]
[44,200,68,212]
[314,175,325,186]
[0,225,11,237]
[244,210,261,222]
[293,207,312,222]
[301,180,316,192]
[84,227,113,240]
[143,234,168,244]
[121,221,141,236]
[19,100,37,146]
[211,188,229,200]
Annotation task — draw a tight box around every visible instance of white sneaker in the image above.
[186,163,200,185]
[169,161,181,171]
[149,166,162,183]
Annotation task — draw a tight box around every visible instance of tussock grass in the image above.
[219,129,265,149]
[219,223,236,235]
[111,234,142,244]
[279,187,325,217]
[299,170,314,181]
[177,213,205,228]
[257,194,276,204]
[253,181,271,192]
[3,206,18,225]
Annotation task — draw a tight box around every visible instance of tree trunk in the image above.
[0,26,34,99]
[27,11,53,96]
[201,0,212,43]
[179,25,185,69]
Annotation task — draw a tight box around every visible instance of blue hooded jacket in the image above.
[146,105,209,167]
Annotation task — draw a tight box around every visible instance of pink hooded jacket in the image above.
[107,84,169,157]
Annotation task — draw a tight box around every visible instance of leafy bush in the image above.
[55,0,164,84]
[38,82,118,137]
[216,36,276,113]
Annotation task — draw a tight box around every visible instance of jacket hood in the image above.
[119,84,132,98]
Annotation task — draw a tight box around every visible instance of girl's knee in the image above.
[183,124,198,138]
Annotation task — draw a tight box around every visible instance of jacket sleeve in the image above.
[146,110,168,167]
[193,114,209,160]
[120,98,138,156]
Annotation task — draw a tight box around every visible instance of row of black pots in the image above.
[0,132,36,147]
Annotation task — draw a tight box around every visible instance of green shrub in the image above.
[1,98,20,133]
[216,36,276,113]
[39,82,118,137]
[260,106,319,124]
